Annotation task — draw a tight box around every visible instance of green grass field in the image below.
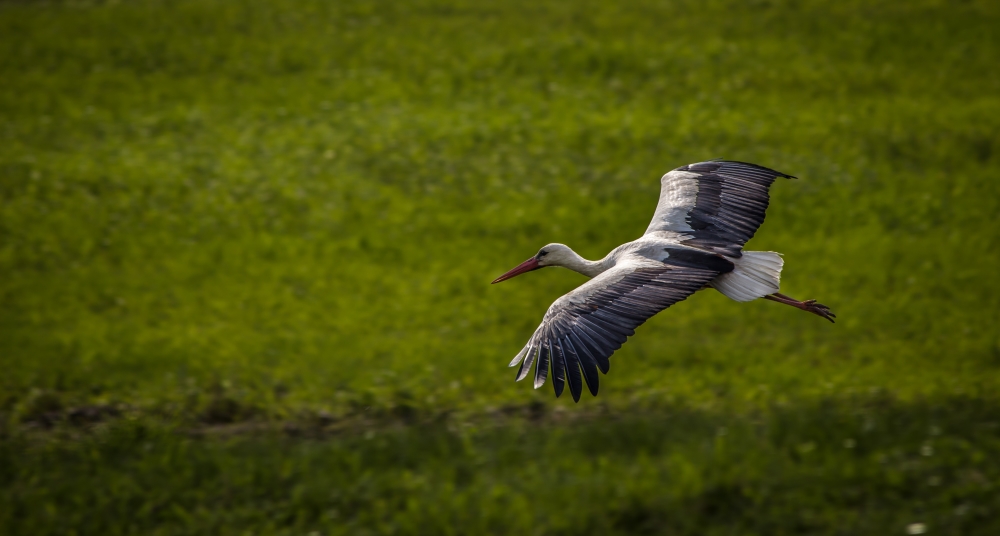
[2,0,999,533]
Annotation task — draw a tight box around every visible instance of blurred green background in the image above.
[1,0,999,534]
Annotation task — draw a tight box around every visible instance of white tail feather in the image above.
[712,251,784,302]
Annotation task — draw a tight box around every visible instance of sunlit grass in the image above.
[1,0,998,533]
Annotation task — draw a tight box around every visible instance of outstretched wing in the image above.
[644,160,795,256]
[509,251,732,402]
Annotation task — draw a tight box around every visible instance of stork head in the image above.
[491,243,574,284]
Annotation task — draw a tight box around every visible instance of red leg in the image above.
[764,293,836,323]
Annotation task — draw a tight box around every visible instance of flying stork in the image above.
[491,160,834,402]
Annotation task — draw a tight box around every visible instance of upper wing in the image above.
[644,160,796,255]
[509,253,730,401]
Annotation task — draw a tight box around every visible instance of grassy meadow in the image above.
[2,0,999,533]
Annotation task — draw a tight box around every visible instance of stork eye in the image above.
[538,250,548,258]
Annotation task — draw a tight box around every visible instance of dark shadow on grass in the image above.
[3,395,999,535]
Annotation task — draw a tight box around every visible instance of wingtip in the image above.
[701,159,798,179]
[514,359,531,382]
[508,346,529,368]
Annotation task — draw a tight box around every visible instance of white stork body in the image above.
[491,160,834,401]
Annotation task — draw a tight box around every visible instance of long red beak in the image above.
[491,257,541,284]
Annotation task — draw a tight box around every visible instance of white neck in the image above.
[553,248,611,278]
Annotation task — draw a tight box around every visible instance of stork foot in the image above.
[764,293,836,323]
[799,299,836,323]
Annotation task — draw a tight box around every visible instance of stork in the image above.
[491,160,834,401]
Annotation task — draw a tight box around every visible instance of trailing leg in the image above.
[764,293,836,323]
